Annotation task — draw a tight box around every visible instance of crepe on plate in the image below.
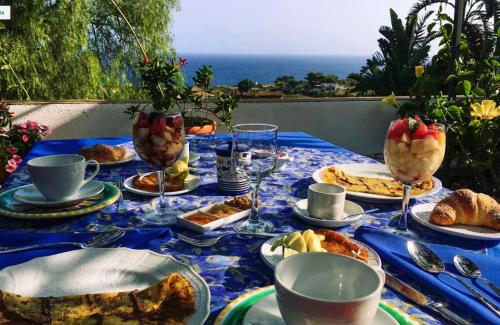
[321,165,434,197]
[0,273,195,324]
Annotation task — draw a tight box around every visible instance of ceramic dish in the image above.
[312,163,442,203]
[0,182,119,220]
[123,173,201,197]
[13,180,105,208]
[0,248,210,324]
[293,198,363,228]
[95,149,138,166]
[177,202,251,233]
[260,234,381,269]
[410,203,500,241]
[215,286,413,325]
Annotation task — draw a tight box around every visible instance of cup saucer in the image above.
[242,292,398,325]
[292,199,364,228]
[13,180,105,208]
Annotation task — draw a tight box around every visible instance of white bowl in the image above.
[274,253,384,325]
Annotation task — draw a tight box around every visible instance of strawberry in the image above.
[150,116,166,135]
[411,123,428,139]
[137,111,149,128]
[171,116,183,128]
[387,118,409,139]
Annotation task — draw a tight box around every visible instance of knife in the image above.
[385,272,472,325]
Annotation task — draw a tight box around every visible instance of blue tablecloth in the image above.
[1,132,498,324]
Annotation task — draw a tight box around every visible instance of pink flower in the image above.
[22,134,29,142]
[179,58,188,67]
[17,128,27,134]
[5,164,16,173]
[18,123,26,129]
[27,121,40,130]
[12,154,22,164]
[6,147,18,155]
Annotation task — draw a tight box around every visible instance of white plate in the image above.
[189,151,201,165]
[293,199,363,228]
[95,149,138,166]
[177,202,251,233]
[410,203,500,241]
[242,290,398,325]
[312,163,442,203]
[260,234,381,269]
[13,180,105,207]
[0,248,210,324]
[124,173,201,196]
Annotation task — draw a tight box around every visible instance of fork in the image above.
[115,175,126,213]
[177,232,279,247]
[0,229,126,253]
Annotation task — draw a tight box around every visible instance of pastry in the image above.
[224,196,252,210]
[429,189,500,230]
[0,273,195,324]
[132,173,184,192]
[80,144,126,163]
[321,165,434,197]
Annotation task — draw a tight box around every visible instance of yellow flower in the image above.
[470,100,500,120]
[382,92,397,106]
[415,65,424,78]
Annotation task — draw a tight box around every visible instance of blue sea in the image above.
[179,54,367,86]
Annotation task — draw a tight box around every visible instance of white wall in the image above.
[8,99,397,155]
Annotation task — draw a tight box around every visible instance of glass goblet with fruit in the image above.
[132,111,185,223]
[384,117,446,232]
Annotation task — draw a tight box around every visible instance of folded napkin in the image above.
[354,226,500,324]
[0,228,172,270]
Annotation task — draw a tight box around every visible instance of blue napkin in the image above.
[354,226,500,324]
[0,228,172,270]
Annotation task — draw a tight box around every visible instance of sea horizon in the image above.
[179,53,368,86]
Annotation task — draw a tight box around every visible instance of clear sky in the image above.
[172,0,422,56]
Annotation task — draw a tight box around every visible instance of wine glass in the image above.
[384,117,446,234]
[132,111,185,224]
[231,123,278,233]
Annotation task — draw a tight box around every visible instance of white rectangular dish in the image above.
[177,202,251,233]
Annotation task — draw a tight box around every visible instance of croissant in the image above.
[429,189,500,230]
[80,144,126,163]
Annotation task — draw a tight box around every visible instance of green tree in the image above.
[237,79,255,93]
[355,9,437,95]
[304,72,338,88]
[409,0,499,58]
[274,75,304,94]
[0,0,178,100]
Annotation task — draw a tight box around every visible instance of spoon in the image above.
[339,208,379,220]
[407,241,500,316]
[454,255,500,296]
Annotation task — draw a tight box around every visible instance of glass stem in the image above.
[249,178,262,224]
[397,184,412,231]
[157,170,166,209]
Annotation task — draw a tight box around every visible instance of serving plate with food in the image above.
[260,228,381,269]
[124,173,200,196]
[0,247,210,324]
[80,144,137,166]
[410,189,500,240]
[312,163,442,203]
[177,196,252,233]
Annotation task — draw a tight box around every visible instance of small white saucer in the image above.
[13,180,105,208]
[242,292,398,325]
[293,199,364,228]
[123,173,201,197]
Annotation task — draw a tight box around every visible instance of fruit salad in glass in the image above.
[384,117,445,232]
[132,111,185,223]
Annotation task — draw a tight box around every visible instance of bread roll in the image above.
[429,189,500,230]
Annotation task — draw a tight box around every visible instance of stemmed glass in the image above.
[231,123,278,233]
[384,117,446,234]
[132,111,185,224]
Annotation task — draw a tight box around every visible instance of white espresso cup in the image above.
[27,154,100,201]
[275,253,384,325]
[307,183,346,220]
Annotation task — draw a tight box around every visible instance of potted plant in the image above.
[0,99,50,184]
